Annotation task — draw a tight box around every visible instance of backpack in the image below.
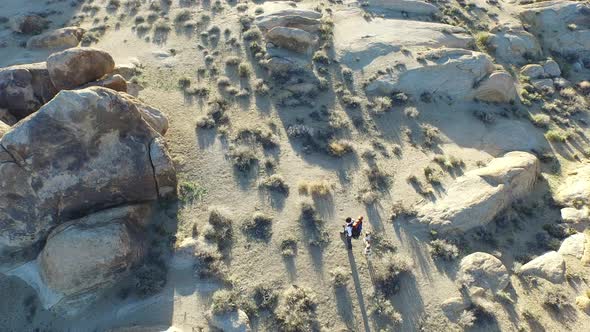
[352,222,362,238]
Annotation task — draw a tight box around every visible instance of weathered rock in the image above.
[520,64,545,79]
[489,27,541,63]
[555,165,590,207]
[367,49,494,100]
[474,71,517,103]
[363,0,439,15]
[561,207,589,224]
[441,297,470,321]
[458,252,510,294]
[418,151,539,232]
[0,87,175,265]
[113,62,140,80]
[0,62,58,119]
[108,326,184,332]
[37,205,149,315]
[518,251,565,283]
[11,14,49,35]
[118,93,169,135]
[47,47,115,90]
[256,9,321,33]
[0,108,17,126]
[543,59,561,78]
[26,27,86,50]
[266,26,316,53]
[79,74,127,92]
[553,77,572,90]
[207,309,251,332]
[531,78,555,94]
[520,1,590,57]
[0,120,10,138]
[559,233,586,259]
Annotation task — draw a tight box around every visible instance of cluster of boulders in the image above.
[555,164,590,227]
[0,47,176,316]
[520,59,567,94]
[417,151,539,233]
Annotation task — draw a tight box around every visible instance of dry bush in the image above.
[372,254,412,296]
[242,212,273,240]
[276,286,318,332]
[368,295,403,329]
[542,286,570,312]
[211,289,238,314]
[204,209,233,250]
[330,267,350,287]
[428,239,459,260]
[229,145,258,171]
[298,180,332,197]
[280,236,298,257]
[252,284,279,310]
[328,140,354,157]
[390,201,417,220]
[260,174,289,194]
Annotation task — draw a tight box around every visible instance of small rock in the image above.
[543,59,561,77]
[558,233,586,259]
[520,64,545,79]
[561,207,589,224]
[207,309,251,332]
[79,74,127,92]
[518,251,565,283]
[458,252,510,294]
[531,78,555,94]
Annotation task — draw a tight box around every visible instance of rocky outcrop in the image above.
[561,207,589,224]
[458,252,510,294]
[520,1,590,57]
[520,64,545,79]
[474,71,517,103]
[555,164,590,207]
[266,26,317,53]
[418,151,539,232]
[47,47,116,90]
[256,9,321,33]
[79,73,127,92]
[0,120,10,138]
[26,27,86,50]
[518,251,566,283]
[0,87,175,266]
[0,62,58,119]
[489,25,541,63]
[559,233,586,259]
[362,0,439,16]
[11,14,49,35]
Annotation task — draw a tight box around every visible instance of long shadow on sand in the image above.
[347,249,371,332]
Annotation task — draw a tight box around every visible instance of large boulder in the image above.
[518,251,565,283]
[489,26,541,63]
[255,9,321,33]
[559,233,586,259]
[207,309,251,332]
[520,1,590,57]
[47,47,115,90]
[266,27,316,53]
[365,48,494,100]
[11,14,49,35]
[26,27,86,50]
[458,252,510,294]
[520,64,545,79]
[0,62,58,119]
[555,164,590,207]
[418,151,539,232]
[0,87,175,265]
[37,205,149,315]
[474,71,517,103]
[0,121,10,138]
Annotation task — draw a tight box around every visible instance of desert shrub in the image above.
[260,174,289,194]
[542,286,570,312]
[429,239,459,260]
[457,310,476,329]
[242,212,273,240]
[154,20,171,33]
[243,27,262,41]
[253,284,279,310]
[432,155,464,170]
[276,286,318,332]
[238,63,253,78]
[253,79,270,95]
[531,114,551,128]
[178,76,192,89]
[312,50,330,64]
[545,129,570,142]
[174,9,191,22]
[473,109,495,124]
[280,236,298,257]
[134,263,167,297]
[300,201,317,221]
[211,289,238,314]
[298,180,332,197]
[365,165,389,190]
[178,181,207,203]
[390,201,417,220]
[341,67,353,81]
[328,140,354,157]
[368,295,403,328]
[423,166,442,184]
[229,145,258,171]
[217,76,231,87]
[475,32,493,52]
[194,242,227,279]
[372,254,412,295]
[225,56,241,66]
[420,124,440,147]
[373,96,392,113]
[204,209,233,250]
[330,267,349,287]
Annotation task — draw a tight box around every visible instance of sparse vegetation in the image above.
[372,253,412,296]
[330,267,349,287]
[242,212,273,240]
[298,180,333,197]
[428,239,459,260]
[276,286,318,332]
[260,174,289,194]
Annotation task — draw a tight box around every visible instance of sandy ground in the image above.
[1,0,590,331]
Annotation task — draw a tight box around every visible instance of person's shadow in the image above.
[347,248,371,332]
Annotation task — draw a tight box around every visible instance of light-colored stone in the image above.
[559,233,586,259]
[47,47,115,90]
[531,78,555,94]
[489,27,541,63]
[555,165,590,207]
[458,252,510,294]
[0,62,58,119]
[79,73,127,92]
[544,59,561,78]
[266,26,316,53]
[561,207,590,224]
[26,27,86,50]
[518,251,565,283]
[418,151,539,232]
[0,120,10,138]
[363,0,439,15]
[520,64,545,79]
[474,71,517,103]
[256,9,321,33]
[208,309,251,332]
[0,87,175,266]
